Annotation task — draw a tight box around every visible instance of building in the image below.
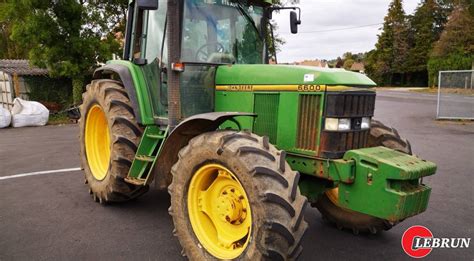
[350,62,365,73]
[296,59,329,68]
[0,60,49,109]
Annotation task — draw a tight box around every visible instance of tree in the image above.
[366,0,410,85]
[343,59,355,70]
[266,21,286,62]
[428,3,474,86]
[0,1,28,59]
[8,0,127,104]
[404,0,447,86]
[335,57,344,68]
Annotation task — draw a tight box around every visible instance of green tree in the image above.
[0,1,28,59]
[8,0,127,104]
[266,21,286,62]
[428,3,474,86]
[366,0,410,85]
[406,1,445,73]
[343,59,355,70]
[267,0,298,62]
[403,0,448,86]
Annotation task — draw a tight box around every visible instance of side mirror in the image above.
[290,11,301,34]
[137,0,158,10]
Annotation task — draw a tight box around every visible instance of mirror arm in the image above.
[268,6,301,23]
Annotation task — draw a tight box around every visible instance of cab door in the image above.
[129,0,169,121]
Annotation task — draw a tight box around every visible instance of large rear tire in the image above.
[169,131,308,260]
[80,80,148,203]
[314,120,412,234]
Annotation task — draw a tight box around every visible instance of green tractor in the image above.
[80,0,437,259]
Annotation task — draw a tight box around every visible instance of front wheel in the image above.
[314,120,412,234]
[80,80,148,203]
[169,131,308,260]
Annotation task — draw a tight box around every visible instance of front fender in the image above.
[152,112,256,189]
[93,61,154,125]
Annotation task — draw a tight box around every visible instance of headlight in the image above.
[325,118,351,131]
[361,117,371,129]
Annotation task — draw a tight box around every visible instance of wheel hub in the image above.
[217,187,247,225]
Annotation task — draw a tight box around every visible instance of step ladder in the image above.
[124,125,169,186]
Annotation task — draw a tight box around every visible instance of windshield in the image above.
[181,0,265,64]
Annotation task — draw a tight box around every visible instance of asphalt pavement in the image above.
[0,89,473,260]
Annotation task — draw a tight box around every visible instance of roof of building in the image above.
[296,60,328,68]
[0,59,49,76]
[350,62,365,72]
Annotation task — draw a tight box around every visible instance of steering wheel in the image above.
[195,42,225,62]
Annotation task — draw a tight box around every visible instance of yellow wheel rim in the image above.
[85,104,111,181]
[187,164,252,259]
[326,187,354,212]
[326,187,340,206]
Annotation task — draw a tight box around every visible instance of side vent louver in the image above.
[253,94,280,144]
[296,95,321,151]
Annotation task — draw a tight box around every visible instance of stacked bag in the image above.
[0,106,11,128]
[0,98,49,128]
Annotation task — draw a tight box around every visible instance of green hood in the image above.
[215,64,377,86]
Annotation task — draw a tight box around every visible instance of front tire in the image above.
[80,80,148,203]
[169,131,308,260]
[314,120,412,234]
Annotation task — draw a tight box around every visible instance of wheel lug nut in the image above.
[239,195,244,200]
[226,216,231,222]
[223,191,227,195]
[230,189,235,193]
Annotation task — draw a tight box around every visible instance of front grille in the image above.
[296,94,321,151]
[253,94,279,143]
[320,91,376,158]
[325,92,375,117]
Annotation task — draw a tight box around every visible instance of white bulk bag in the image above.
[11,98,49,128]
[0,106,11,128]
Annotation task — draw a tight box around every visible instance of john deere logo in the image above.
[401,225,471,258]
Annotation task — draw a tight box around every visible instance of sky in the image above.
[272,0,420,63]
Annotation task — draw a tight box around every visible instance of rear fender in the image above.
[151,112,256,189]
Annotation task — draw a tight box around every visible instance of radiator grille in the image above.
[253,94,279,143]
[296,95,321,151]
[325,92,376,117]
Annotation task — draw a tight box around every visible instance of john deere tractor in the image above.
[80,0,437,259]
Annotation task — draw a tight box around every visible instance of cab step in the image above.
[135,155,155,162]
[124,177,146,186]
[125,125,169,186]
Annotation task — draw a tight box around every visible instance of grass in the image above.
[48,112,72,125]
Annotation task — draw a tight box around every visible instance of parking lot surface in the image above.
[1,90,473,260]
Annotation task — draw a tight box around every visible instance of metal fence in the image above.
[437,70,474,120]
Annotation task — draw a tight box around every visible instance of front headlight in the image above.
[325,118,351,131]
[361,117,371,129]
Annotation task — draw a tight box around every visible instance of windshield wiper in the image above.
[234,0,263,40]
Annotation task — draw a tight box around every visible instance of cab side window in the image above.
[144,0,168,63]
[131,6,145,59]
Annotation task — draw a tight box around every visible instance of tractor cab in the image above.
[123,0,298,120]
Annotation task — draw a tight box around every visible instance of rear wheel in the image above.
[169,131,308,260]
[80,80,148,203]
[314,120,412,234]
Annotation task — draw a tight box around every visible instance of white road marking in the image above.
[0,167,82,181]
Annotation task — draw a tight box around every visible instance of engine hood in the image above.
[215,64,376,87]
